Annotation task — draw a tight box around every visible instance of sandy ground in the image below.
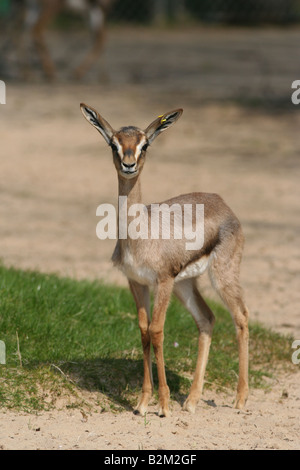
[0,27,299,450]
[0,371,299,450]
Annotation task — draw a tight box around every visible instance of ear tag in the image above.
[158,115,167,124]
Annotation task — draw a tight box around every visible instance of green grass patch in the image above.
[0,265,294,413]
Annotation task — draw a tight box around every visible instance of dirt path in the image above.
[0,27,299,450]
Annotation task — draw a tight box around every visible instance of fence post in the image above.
[152,0,168,24]
[172,0,188,22]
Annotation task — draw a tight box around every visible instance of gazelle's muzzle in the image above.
[120,161,138,177]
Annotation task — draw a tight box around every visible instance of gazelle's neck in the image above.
[118,175,142,206]
[117,175,143,246]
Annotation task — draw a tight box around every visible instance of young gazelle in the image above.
[80,103,249,417]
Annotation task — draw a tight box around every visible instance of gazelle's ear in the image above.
[144,109,183,145]
[80,103,114,145]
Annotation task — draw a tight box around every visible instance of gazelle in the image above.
[8,0,114,80]
[80,103,249,417]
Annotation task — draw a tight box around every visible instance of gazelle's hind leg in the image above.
[174,278,215,413]
[209,238,249,409]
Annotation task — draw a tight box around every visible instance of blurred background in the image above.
[0,0,299,336]
[1,0,300,100]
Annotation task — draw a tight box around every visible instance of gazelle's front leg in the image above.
[129,280,153,416]
[149,278,174,417]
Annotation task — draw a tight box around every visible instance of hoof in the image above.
[182,399,196,414]
[134,404,148,416]
[234,394,248,410]
[158,406,171,418]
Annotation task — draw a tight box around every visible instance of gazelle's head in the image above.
[80,103,183,179]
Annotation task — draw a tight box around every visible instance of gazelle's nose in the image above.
[122,161,136,170]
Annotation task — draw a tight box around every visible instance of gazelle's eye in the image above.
[110,143,118,152]
[141,143,148,152]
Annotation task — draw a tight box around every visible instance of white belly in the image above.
[120,250,210,286]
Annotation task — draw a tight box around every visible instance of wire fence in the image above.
[0,0,299,89]
[0,0,300,25]
[110,0,300,25]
